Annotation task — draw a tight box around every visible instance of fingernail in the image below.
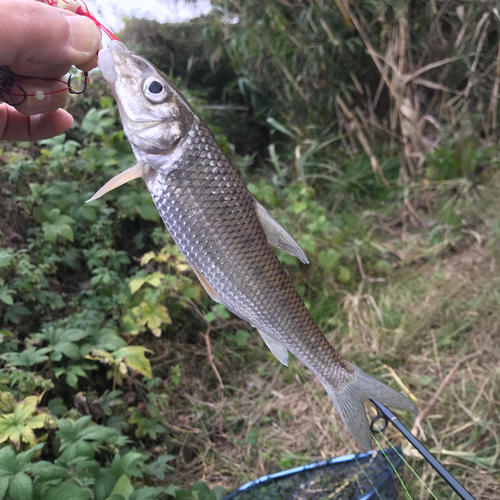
[68,16,100,55]
[27,84,53,112]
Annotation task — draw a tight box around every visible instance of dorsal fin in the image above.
[254,200,309,264]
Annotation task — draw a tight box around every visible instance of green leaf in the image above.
[129,488,166,500]
[128,278,146,295]
[212,304,230,319]
[225,330,251,347]
[318,249,340,270]
[32,206,49,224]
[111,453,143,480]
[41,209,75,243]
[3,304,31,324]
[8,472,32,500]
[0,348,52,367]
[337,266,351,283]
[47,398,68,418]
[137,203,159,221]
[114,347,153,379]
[81,108,115,136]
[164,485,180,497]
[144,454,174,481]
[110,475,134,500]
[0,476,9,500]
[57,224,74,242]
[0,446,16,474]
[211,486,226,500]
[205,312,216,323]
[28,461,67,480]
[63,365,88,388]
[36,481,91,500]
[0,288,14,306]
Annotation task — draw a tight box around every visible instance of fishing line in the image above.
[372,401,475,500]
[369,401,442,500]
[371,433,414,500]
[376,430,441,500]
[0,0,119,106]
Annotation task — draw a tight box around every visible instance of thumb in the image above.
[0,0,101,68]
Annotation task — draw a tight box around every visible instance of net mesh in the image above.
[223,447,403,500]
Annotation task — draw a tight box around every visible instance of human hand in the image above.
[0,0,101,141]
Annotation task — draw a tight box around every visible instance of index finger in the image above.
[0,0,101,69]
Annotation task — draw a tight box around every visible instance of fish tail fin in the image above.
[322,362,418,450]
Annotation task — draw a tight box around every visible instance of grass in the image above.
[155,174,500,499]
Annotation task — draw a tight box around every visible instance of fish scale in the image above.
[93,40,418,450]
[146,120,352,387]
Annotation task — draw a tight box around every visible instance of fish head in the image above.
[98,40,193,160]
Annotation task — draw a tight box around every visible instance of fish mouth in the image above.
[98,40,136,85]
[98,41,119,84]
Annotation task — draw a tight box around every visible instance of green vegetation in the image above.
[1,1,500,499]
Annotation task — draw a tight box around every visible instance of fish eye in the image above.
[143,76,168,103]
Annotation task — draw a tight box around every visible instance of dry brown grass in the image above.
[155,176,500,499]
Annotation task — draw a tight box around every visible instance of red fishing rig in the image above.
[0,0,118,107]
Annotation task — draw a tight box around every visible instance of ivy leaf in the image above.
[0,396,54,449]
[114,347,153,379]
[129,302,171,337]
[128,272,164,295]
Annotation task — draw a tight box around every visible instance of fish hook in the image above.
[68,71,88,95]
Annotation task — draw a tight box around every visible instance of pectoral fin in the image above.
[254,201,309,264]
[87,163,151,202]
[258,330,288,366]
[187,260,220,303]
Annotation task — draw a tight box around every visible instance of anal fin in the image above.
[258,330,288,366]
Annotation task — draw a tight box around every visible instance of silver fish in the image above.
[89,40,418,450]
